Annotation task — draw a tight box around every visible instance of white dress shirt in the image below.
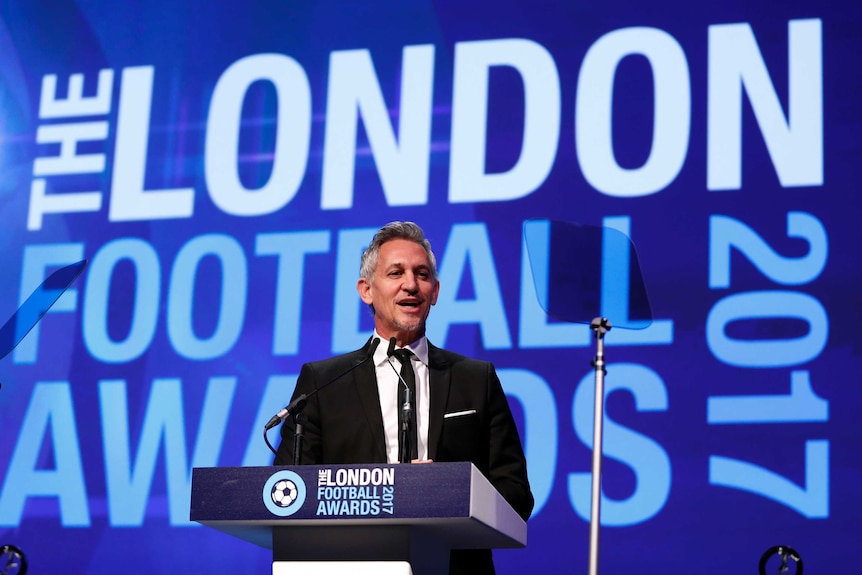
[371,332,430,463]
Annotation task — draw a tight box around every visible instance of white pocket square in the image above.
[444,409,477,419]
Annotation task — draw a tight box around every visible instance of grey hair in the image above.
[360,221,438,282]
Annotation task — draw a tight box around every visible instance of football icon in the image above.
[271,479,298,507]
[263,470,306,516]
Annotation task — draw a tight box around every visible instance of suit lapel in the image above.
[352,348,388,463]
[427,343,452,460]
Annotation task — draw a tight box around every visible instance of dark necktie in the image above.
[393,348,418,462]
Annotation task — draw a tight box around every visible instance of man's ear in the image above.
[357,277,374,305]
[430,280,440,306]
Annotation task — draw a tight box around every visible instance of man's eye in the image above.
[389,271,402,277]
[417,271,429,279]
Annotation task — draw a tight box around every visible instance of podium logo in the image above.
[263,470,307,517]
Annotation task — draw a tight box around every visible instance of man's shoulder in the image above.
[428,343,493,371]
[305,348,366,371]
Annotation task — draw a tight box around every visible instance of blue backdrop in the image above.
[1,1,859,573]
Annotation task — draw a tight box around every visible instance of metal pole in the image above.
[588,317,611,575]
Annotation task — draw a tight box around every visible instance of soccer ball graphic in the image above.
[271,479,298,508]
[263,470,306,516]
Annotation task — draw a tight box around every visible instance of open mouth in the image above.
[398,301,421,308]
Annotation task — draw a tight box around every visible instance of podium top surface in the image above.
[190,462,526,550]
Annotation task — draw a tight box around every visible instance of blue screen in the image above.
[0,1,859,573]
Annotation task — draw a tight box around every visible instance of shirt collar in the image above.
[372,331,429,367]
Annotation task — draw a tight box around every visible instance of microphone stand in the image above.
[262,392,312,465]
[588,317,611,575]
[385,337,414,464]
[398,387,413,464]
[292,407,308,466]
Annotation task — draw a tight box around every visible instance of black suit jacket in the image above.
[274,338,534,574]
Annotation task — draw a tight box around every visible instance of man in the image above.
[275,221,533,574]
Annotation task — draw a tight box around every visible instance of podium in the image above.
[190,462,527,575]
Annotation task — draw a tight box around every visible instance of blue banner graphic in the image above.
[0,2,859,573]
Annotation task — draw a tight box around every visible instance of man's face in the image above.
[357,238,440,346]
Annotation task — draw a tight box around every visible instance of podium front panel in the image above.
[190,462,526,551]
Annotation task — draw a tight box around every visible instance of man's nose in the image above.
[402,273,419,291]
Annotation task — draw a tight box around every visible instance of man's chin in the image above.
[394,320,424,333]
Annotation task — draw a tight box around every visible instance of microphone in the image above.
[264,337,381,431]
[385,337,414,464]
[385,337,410,392]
